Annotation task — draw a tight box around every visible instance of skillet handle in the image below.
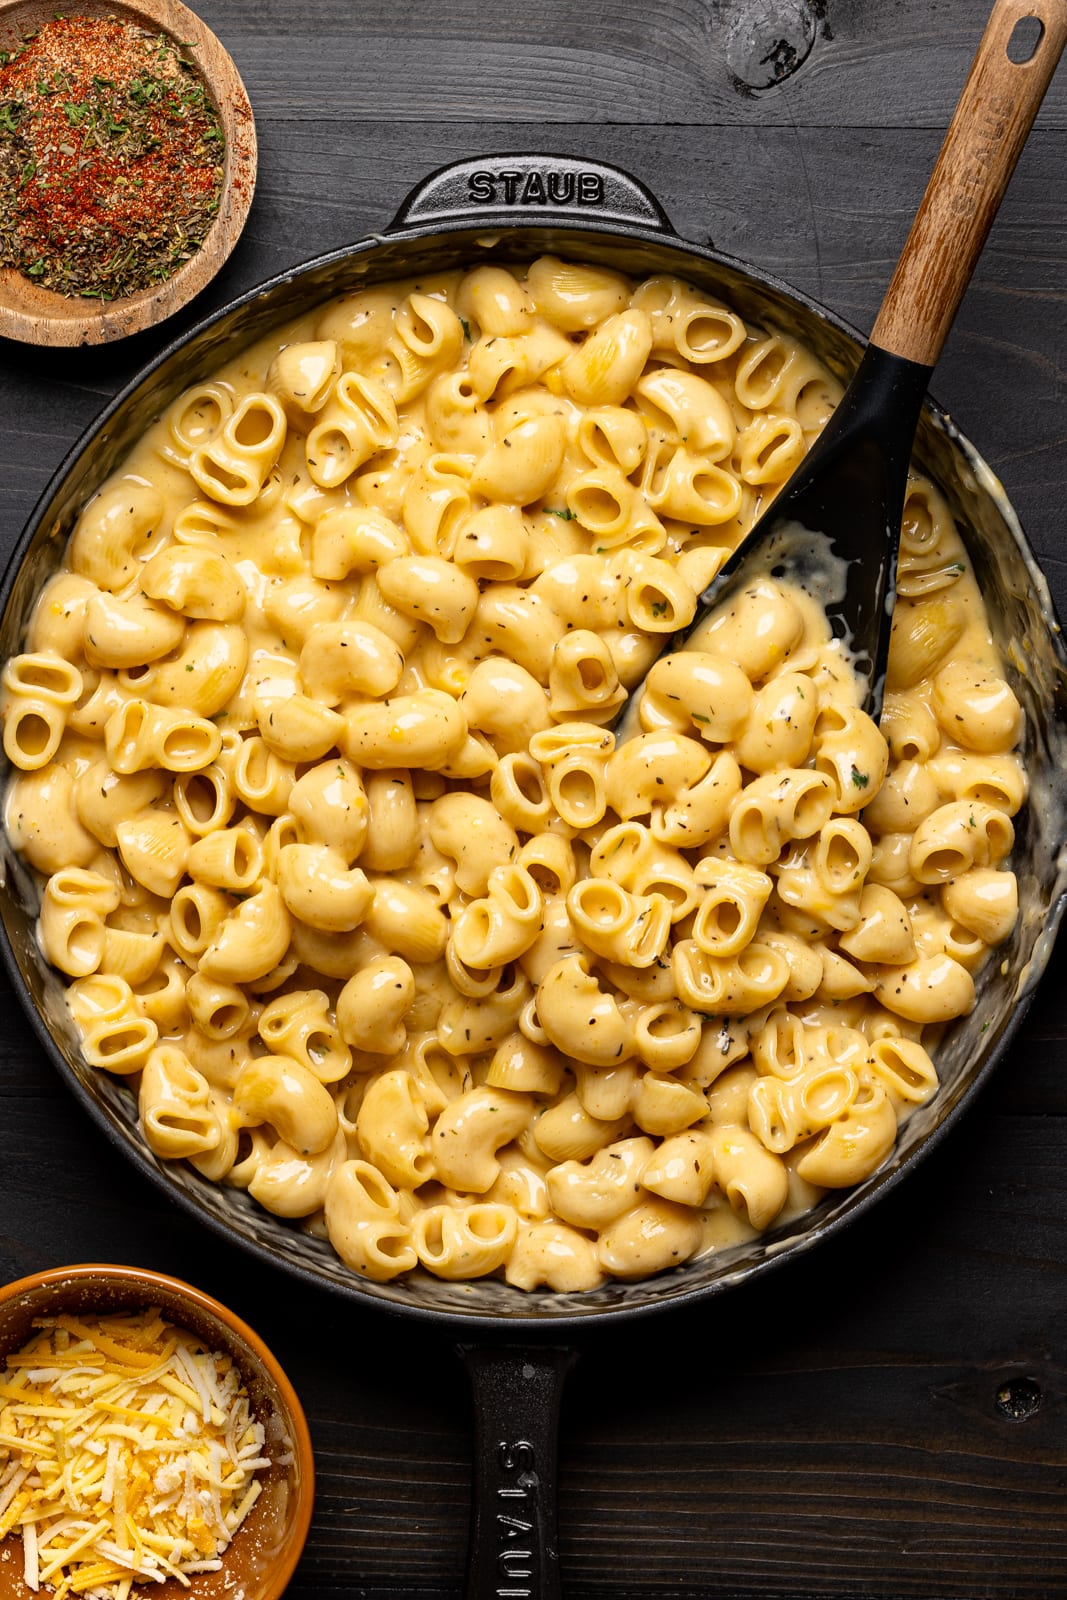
[870,0,1067,367]
[388,153,676,234]
[457,1343,577,1600]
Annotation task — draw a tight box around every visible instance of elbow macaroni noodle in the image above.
[1,257,1025,1292]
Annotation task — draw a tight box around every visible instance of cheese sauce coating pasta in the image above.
[2,259,1024,1292]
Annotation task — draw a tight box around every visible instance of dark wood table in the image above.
[2,3,1066,1595]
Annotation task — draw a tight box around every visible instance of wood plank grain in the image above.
[556,1126,1067,1597]
[0,19,1065,1589]
[868,0,1067,367]
[182,0,1067,128]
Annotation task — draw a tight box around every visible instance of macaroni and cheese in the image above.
[1,257,1024,1291]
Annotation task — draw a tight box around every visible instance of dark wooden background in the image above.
[2,2,1067,1594]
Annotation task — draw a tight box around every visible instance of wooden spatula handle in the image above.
[870,0,1067,367]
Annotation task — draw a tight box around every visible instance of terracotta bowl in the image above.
[0,1264,314,1599]
[0,0,257,346]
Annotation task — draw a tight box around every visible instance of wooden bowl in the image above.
[0,1263,314,1598]
[0,0,257,346]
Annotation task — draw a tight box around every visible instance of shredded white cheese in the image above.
[0,1307,270,1599]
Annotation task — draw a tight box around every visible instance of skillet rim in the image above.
[2,163,1065,1332]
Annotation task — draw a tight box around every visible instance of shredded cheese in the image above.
[0,1309,270,1598]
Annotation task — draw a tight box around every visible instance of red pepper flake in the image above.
[0,15,224,299]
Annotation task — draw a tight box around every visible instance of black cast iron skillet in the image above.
[1,148,1066,1595]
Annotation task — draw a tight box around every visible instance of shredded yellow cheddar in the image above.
[0,1308,270,1597]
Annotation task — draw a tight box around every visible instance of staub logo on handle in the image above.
[468,167,605,206]
[492,1438,538,1597]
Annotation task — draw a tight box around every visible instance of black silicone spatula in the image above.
[639,0,1067,719]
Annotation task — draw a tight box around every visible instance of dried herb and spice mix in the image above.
[0,15,224,299]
